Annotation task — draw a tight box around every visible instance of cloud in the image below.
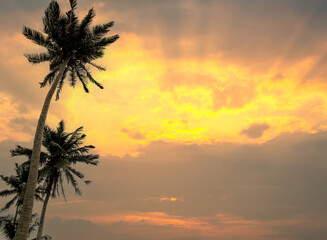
[121,128,146,140]
[43,216,207,240]
[271,73,284,81]
[240,123,270,138]
[38,130,327,223]
[42,214,327,240]
[0,0,46,11]
[1,0,327,157]
[94,0,327,71]
[2,130,327,239]
[8,117,37,135]
[213,83,256,110]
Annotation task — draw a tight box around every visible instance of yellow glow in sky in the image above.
[52,34,327,156]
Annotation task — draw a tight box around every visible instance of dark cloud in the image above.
[2,131,327,239]
[8,117,37,135]
[42,131,327,222]
[97,0,327,71]
[1,0,327,108]
[240,123,270,138]
[42,214,327,240]
[44,217,207,240]
[271,73,284,81]
[302,52,327,82]
[0,0,46,11]
[213,82,256,109]
[121,128,146,140]
[2,0,327,74]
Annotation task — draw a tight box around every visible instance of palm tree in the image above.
[0,164,43,227]
[35,120,98,240]
[16,0,118,238]
[0,214,41,240]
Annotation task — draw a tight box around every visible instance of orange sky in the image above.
[1,0,327,239]
[60,32,327,156]
[2,18,327,156]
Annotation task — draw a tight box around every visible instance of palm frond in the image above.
[40,65,60,87]
[58,175,66,201]
[10,145,32,158]
[64,170,82,196]
[49,56,64,71]
[67,166,84,179]
[79,64,103,89]
[24,53,51,64]
[0,175,10,185]
[1,197,18,212]
[66,3,78,38]
[84,180,92,185]
[95,34,119,48]
[43,1,61,36]
[87,61,106,71]
[67,154,99,165]
[51,175,60,198]
[55,66,69,100]
[0,190,17,198]
[75,70,89,93]
[79,8,95,37]
[92,21,114,37]
[65,126,84,148]
[67,145,94,155]
[22,26,54,50]
[69,66,77,87]
[69,0,77,10]
[57,121,65,135]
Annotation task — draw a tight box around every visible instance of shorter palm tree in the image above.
[0,214,40,240]
[36,120,99,240]
[0,164,43,226]
[2,121,98,240]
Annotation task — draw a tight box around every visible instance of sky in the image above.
[1,0,327,239]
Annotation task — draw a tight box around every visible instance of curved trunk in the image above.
[36,178,53,240]
[14,60,69,240]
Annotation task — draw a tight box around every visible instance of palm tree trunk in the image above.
[13,204,20,228]
[14,59,69,240]
[36,178,53,240]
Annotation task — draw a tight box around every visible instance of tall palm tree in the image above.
[35,120,98,240]
[0,164,43,227]
[16,0,118,238]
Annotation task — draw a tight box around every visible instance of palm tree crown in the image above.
[39,120,99,197]
[0,164,43,213]
[23,0,119,99]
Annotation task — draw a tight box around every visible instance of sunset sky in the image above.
[1,0,327,239]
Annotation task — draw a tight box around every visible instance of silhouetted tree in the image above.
[16,0,118,238]
[36,120,98,240]
[0,164,43,226]
[0,214,40,240]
